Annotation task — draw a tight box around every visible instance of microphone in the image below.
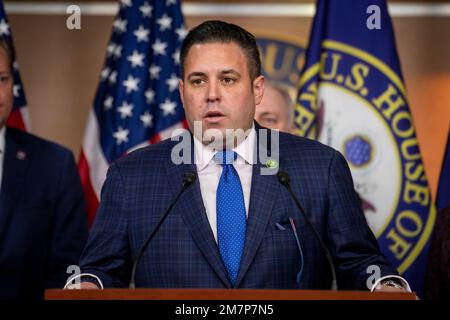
[277,171,338,290]
[129,171,197,289]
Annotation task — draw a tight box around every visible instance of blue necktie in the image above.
[215,150,246,285]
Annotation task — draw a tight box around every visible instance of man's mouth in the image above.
[204,111,225,123]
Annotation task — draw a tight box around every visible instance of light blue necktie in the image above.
[215,150,246,286]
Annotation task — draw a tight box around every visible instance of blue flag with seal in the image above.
[294,0,436,296]
[256,33,306,90]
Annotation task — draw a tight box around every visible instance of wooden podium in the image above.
[45,288,416,300]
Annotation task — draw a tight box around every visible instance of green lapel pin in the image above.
[265,159,278,169]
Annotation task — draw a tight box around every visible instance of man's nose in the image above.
[206,81,220,103]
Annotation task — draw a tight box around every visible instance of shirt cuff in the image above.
[370,275,411,292]
[64,273,104,289]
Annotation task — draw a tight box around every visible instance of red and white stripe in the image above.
[6,107,31,131]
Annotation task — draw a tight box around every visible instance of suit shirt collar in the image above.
[194,123,256,171]
[0,126,5,154]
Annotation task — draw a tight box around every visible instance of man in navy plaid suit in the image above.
[74,21,410,292]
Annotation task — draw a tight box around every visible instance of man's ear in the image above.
[178,79,185,107]
[253,75,265,106]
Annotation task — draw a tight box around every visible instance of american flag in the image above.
[1,2,30,131]
[79,0,187,227]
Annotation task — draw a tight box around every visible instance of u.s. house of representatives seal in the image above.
[296,40,436,275]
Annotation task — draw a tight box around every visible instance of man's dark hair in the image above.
[0,37,15,72]
[180,20,261,81]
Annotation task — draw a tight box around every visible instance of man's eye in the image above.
[0,76,10,83]
[191,79,205,86]
[222,77,235,85]
[264,117,278,124]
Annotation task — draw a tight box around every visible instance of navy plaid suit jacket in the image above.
[79,125,396,289]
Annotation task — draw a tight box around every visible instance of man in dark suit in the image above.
[0,37,88,299]
[75,21,409,292]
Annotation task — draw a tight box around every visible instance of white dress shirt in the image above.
[0,126,5,193]
[194,125,256,242]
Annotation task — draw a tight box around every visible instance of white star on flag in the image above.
[13,61,19,71]
[134,25,150,42]
[140,111,154,128]
[0,19,10,36]
[101,67,110,80]
[13,85,20,97]
[127,50,145,68]
[157,14,172,31]
[104,96,114,110]
[149,64,161,80]
[113,127,129,145]
[152,39,168,56]
[166,0,177,6]
[113,18,127,33]
[109,71,117,84]
[139,2,153,17]
[122,75,140,93]
[114,45,123,58]
[160,99,176,116]
[120,0,132,8]
[117,101,134,119]
[172,49,180,65]
[145,89,155,104]
[106,43,116,56]
[166,74,179,92]
[175,26,188,41]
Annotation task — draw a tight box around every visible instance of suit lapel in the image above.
[165,136,231,288]
[164,126,281,287]
[0,128,30,239]
[235,125,281,286]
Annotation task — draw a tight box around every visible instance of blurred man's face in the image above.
[179,42,264,145]
[255,84,292,132]
[0,46,13,129]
